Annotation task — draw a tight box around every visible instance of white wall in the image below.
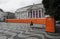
[20,12,28,19]
[15,11,28,19]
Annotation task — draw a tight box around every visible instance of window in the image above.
[33,10,35,18]
[39,10,41,18]
[36,10,38,18]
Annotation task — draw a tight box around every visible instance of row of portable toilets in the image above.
[0,14,59,33]
[5,16,55,33]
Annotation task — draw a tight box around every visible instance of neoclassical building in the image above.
[15,3,45,19]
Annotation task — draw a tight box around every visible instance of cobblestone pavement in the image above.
[0,22,60,39]
[0,29,44,39]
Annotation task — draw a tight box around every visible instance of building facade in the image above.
[15,3,45,19]
[0,9,6,21]
[5,12,16,19]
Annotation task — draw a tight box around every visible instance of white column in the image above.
[34,10,36,18]
[35,10,36,18]
[32,10,33,18]
[40,9,42,18]
[38,10,39,18]
[19,13,20,19]
[27,11,28,18]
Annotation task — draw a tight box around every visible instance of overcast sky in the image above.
[0,0,42,12]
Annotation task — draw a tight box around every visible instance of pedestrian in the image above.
[29,21,33,31]
[30,21,33,27]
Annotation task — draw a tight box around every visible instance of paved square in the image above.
[0,22,60,39]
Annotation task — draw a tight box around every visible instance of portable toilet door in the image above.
[46,16,55,33]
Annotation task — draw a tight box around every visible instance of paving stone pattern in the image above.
[0,22,60,39]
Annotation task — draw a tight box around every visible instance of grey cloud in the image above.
[0,0,42,12]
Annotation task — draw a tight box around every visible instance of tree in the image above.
[42,0,60,20]
[0,9,4,12]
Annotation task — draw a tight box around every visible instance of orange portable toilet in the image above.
[46,15,55,33]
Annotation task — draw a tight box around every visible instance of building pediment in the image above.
[15,3,43,13]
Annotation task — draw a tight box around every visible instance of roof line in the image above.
[16,3,42,10]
